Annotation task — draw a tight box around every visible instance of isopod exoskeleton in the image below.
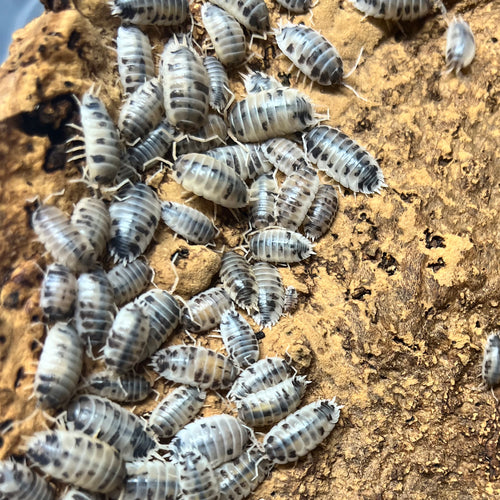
[261,137,309,176]
[249,228,314,263]
[304,184,339,240]
[304,125,386,194]
[111,0,189,26]
[204,56,232,113]
[40,263,77,321]
[0,460,55,500]
[249,174,278,229]
[59,487,101,500]
[253,262,286,328]
[243,70,282,94]
[283,285,299,314]
[209,0,270,32]
[107,259,152,306]
[349,0,431,20]
[275,0,312,13]
[84,370,152,402]
[177,449,220,500]
[445,16,475,74]
[482,332,500,388]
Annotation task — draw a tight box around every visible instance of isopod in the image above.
[111,0,189,26]
[261,137,309,175]
[204,56,232,112]
[304,125,386,194]
[107,259,152,306]
[172,153,248,208]
[228,88,316,143]
[275,0,312,13]
[39,263,77,321]
[303,184,339,240]
[445,16,475,74]
[84,370,152,402]
[60,488,102,500]
[161,201,217,245]
[243,70,282,94]
[148,385,207,438]
[181,286,233,332]
[109,182,161,263]
[26,430,126,493]
[349,0,431,20]
[177,450,220,500]
[34,322,83,409]
[482,332,500,388]
[65,394,157,460]
[209,0,270,32]
[253,262,286,328]
[151,345,238,390]
[249,228,314,263]
[201,4,247,67]
[249,173,278,229]
[0,460,55,500]
[263,398,342,464]
[283,285,299,314]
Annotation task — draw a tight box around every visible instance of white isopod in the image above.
[445,16,475,74]
[107,259,152,306]
[249,228,314,263]
[84,370,152,402]
[249,173,278,229]
[40,263,77,321]
[111,0,189,25]
[204,56,232,113]
[349,0,431,20]
[242,70,282,93]
[304,125,386,194]
[177,450,220,500]
[482,332,500,388]
[275,0,312,13]
[304,183,339,240]
[253,262,286,328]
[283,285,299,314]
[60,487,101,500]
[0,460,55,500]
[209,0,270,32]
[261,137,309,175]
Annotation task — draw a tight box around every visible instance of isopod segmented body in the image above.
[275,0,312,13]
[0,460,55,500]
[220,309,260,368]
[304,125,386,194]
[40,263,77,321]
[26,430,126,493]
[445,16,475,74]
[84,370,152,402]
[263,398,342,464]
[261,137,309,176]
[304,184,339,240]
[275,24,343,86]
[482,332,500,388]
[201,4,246,67]
[111,0,189,25]
[209,0,270,32]
[75,269,115,346]
[161,201,217,245]
[109,182,161,263]
[229,88,316,143]
[169,414,250,468]
[220,252,258,312]
[237,376,308,427]
[34,322,83,409]
[32,204,96,272]
[172,153,248,208]
[253,262,286,328]
[71,197,111,259]
[182,287,233,332]
[228,356,292,400]
[177,450,220,500]
[152,345,238,390]
[116,26,155,95]
[249,228,314,263]
[148,385,207,438]
[61,488,102,500]
[243,70,282,94]
[283,285,299,314]
[204,56,232,113]
[249,174,278,229]
[107,259,151,306]
[349,0,431,20]
[66,394,157,460]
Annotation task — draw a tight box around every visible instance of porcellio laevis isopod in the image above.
[135,288,181,359]
[220,251,259,312]
[445,16,475,74]
[283,285,299,314]
[121,459,179,500]
[148,385,207,438]
[181,286,233,332]
[263,398,342,464]
[111,0,189,26]
[216,448,273,500]
[79,91,121,186]
[32,203,97,272]
[209,0,270,32]
[34,322,83,409]
[70,197,111,259]
[236,376,309,426]
[172,153,248,208]
[482,332,500,388]
[75,269,115,346]
[261,137,309,175]
[229,356,292,400]
[40,263,77,321]
[65,394,157,460]
[204,56,232,113]
[109,182,161,263]
[60,488,102,500]
[116,25,155,95]
[249,173,278,229]
[275,0,312,13]
[201,4,247,67]
[84,370,152,402]
[161,201,217,245]
[249,228,314,263]
[104,302,149,373]
[151,345,238,390]
[0,460,55,500]
[107,259,151,306]
[169,414,250,468]
[304,125,386,194]
[243,70,282,94]
[220,309,260,368]
[118,78,165,144]
[26,430,126,493]
[275,23,344,86]
[177,449,220,500]
[349,0,431,20]
[228,88,316,143]
[304,184,339,240]
[253,262,286,328]
[160,39,210,132]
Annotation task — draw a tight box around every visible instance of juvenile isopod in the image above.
[303,184,339,240]
[229,88,316,143]
[148,385,207,438]
[249,174,278,229]
[151,345,238,390]
[275,0,312,13]
[304,125,386,194]
[204,56,232,113]
[65,394,157,460]
[39,263,77,321]
[249,228,314,263]
[84,370,152,402]
[283,285,299,314]
[253,262,286,328]
[261,137,309,175]
[109,182,161,263]
[201,4,247,67]
[243,70,282,94]
[209,0,270,32]
[26,430,126,493]
[349,0,431,20]
[263,398,342,464]
[161,201,217,245]
[107,259,152,306]
[172,153,248,208]
[177,450,220,500]
[0,460,55,500]
[482,332,500,388]
[445,16,475,74]
[111,0,189,26]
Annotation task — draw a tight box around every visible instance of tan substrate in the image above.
[0,0,499,498]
